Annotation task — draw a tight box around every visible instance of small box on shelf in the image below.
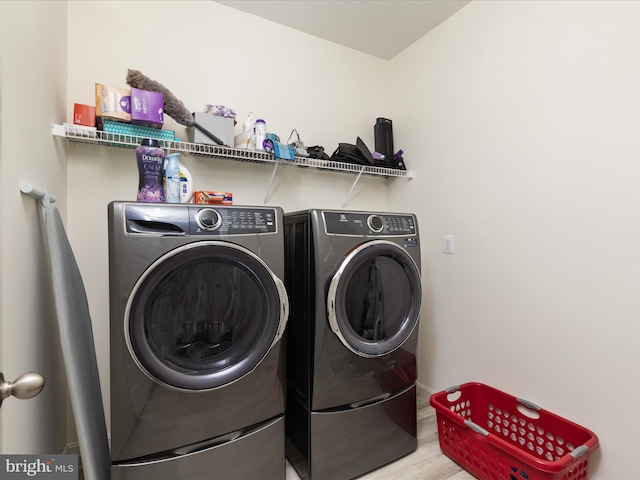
[130,88,164,129]
[95,83,131,128]
[73,103,96,127]
[194,191,233,205]
[190,112,234,147]
[102,121,175,142]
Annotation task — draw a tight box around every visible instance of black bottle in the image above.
[374,117,394,168]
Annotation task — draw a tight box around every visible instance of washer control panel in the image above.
[191,206,277,235]
[323,211,416,236]
[123,204,277,236]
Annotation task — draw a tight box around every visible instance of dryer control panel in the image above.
[323,211,416,236]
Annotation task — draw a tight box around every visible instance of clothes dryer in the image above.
[108,202,288,480]
[284,209,422,480]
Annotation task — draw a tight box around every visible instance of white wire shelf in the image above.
[51,123,415,179]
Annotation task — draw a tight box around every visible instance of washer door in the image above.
[327,240,421,358]
[125,241,288,391]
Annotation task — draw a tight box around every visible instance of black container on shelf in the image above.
[374,117,394,168]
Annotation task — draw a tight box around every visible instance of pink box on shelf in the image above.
[130,88,164,128]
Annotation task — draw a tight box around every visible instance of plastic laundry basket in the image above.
[430,382,599,480]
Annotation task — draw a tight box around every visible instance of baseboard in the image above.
[416,381,434,398]
[64,433,110,455]
[63,434,110,478]
[62,441,80,456]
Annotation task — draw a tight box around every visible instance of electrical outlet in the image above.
[443,235,454,254]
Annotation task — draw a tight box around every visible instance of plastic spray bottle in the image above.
[164,153,181,203]
[243,112,254,133]
[255,119,266,151]
[242,112,256,151]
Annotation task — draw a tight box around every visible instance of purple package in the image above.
[130,88,164,128]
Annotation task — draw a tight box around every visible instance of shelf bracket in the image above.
[341,166,365,207]
[263,162,280,204]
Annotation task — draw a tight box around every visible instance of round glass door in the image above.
[125,241,288,391]
[327,240,421,357]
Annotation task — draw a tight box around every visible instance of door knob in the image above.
[0,372,45,407]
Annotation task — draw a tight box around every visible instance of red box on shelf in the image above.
[430,382,599,480]
[73,103,96,127]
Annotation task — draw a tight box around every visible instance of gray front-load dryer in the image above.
[108,202,288,480]
[284,209,422,480]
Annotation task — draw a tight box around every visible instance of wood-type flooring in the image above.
[285,393,475,480]
[82,393,473,479]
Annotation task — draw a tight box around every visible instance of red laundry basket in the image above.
[430,382,599,480]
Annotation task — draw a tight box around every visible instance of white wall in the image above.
[6,0,632,478]
[0,1,68,454]
[65,0,399,435]
[388,1,640,479]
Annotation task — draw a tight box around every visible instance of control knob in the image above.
[367,215,384,233]
[196,208,222,231]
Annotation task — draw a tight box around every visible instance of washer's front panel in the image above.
[126,241,284,391]
[108,202,287,463]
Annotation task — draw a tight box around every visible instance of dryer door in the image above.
[125,241,288,391]
[327,240,421,358]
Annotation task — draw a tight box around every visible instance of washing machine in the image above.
[108,202,288,480]
[284,209,422,480]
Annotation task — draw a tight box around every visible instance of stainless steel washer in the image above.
[108,202,288,480]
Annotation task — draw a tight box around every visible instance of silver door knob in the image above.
[0,372,45,407]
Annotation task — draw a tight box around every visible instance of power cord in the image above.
[288,129,309,157]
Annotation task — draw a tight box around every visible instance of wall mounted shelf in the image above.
[52,123,415,206]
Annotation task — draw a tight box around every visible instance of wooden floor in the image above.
[285,393,475,480]
[91,393,474,480]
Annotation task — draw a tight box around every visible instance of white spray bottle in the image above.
[164,153,181,203]
[243,112,255,150]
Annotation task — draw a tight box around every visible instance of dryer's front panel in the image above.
[324,212,421,358]
[328,241,420,356]
[313,211,421,410]
[126,240,287,391]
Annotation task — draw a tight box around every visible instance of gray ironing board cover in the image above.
[44,204,110,480]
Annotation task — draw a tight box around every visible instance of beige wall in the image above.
[388,1,640,478]
[1,1,68,454]
[65,0,398,437]
[5,0,637,478]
